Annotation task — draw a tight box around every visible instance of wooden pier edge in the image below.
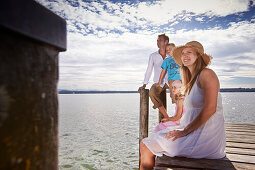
[139,89,255,170]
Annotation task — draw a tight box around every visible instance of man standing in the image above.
[138,33,169,117]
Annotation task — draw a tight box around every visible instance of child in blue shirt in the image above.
[155,43,181,106]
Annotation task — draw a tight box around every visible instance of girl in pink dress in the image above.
[154,79,185,132]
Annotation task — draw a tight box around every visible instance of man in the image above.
[138,33,169,118]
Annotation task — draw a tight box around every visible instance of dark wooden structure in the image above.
[139,89,255,170]
[139,88,167,167]
[0,0,66,169]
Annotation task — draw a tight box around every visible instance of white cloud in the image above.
[195,17,204,22]
[57,20,255,90]
[35,0,255,90]
[36,0,251,34]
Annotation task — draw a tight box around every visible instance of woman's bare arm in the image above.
[183,68,219,135]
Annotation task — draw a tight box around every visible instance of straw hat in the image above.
[171,41,212,66]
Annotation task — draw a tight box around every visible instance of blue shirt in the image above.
[161,57,181,81]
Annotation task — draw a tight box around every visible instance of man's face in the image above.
[157,36,166,48]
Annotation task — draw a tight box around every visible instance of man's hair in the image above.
[167,43,175,47]
[158,33,169,42]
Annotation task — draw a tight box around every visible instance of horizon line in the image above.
[58,88,255,94]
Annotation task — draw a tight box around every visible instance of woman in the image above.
[140,41,226,170]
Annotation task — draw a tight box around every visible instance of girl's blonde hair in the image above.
[167,43,175,47]
[182,50,208,95]
[172,80,185,101]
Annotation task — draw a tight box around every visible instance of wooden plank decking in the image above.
[154,123,255,170]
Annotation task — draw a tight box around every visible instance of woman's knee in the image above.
[140,141,152,154]
[140,141,150,156]
[140,141,145,152]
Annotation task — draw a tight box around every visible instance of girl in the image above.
[140,41,226,170]
[155,79,185,132]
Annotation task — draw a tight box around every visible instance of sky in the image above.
[36,0,255,91]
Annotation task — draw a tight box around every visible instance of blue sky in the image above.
[36,0,255,91]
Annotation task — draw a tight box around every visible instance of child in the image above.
[155,80,185,132]
[154,43,181,119]
[156,43,181,104]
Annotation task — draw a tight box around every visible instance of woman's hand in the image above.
[165,129,187,141]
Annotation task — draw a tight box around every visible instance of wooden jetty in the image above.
[139,89,255,170]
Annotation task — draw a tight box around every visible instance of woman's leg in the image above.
[158,105,168,118]
[140,141,155,170]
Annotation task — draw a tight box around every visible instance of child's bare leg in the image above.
[158,105,169,118]
[140,141,155,170]
[168,80,176,104]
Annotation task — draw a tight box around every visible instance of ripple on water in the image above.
[61,133,71,137]
[61,164,73,168]
[81,164,96,170]
[74,157,84,161]
[106,159,114,163]
[92,149,104,156]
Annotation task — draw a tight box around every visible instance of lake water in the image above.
[58,92,255,170]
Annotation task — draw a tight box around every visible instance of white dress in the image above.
[142,77,226,159]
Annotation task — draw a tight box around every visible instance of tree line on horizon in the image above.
[58,88,255,94]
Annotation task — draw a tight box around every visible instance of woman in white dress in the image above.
[140,41,226,170]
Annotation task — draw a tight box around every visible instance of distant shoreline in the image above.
[58,88,255,94]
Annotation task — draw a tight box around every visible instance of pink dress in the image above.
[154,102,185,132]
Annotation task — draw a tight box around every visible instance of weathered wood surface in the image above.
[154,123,255,170]
[139,89,149,142]
[139,89,149,168]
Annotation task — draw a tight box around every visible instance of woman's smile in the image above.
[181,47,197,66]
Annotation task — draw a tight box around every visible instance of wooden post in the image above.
[139,89,149,166]
[139,89,149,141]
[0,1,66,169]
[158,90,167,123]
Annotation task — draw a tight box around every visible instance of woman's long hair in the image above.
[182,51,207,95]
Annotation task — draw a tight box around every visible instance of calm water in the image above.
[58,92,255,170]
